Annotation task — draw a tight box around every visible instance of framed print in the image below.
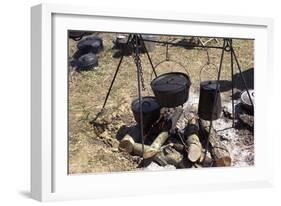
[31,3,274,201]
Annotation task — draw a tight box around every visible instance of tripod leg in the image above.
[133,35,145,163]
[232,48,254,107]
[100,34,132,111]
[230,42,235,127]
[203,39,226,163]
[139,35,157,77]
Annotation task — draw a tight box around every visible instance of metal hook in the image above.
[224,38,232,52]
[165,44,169,61]
[202,40,210,65]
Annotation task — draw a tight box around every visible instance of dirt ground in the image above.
[68,33,254,174]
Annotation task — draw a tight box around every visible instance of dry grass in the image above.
[68,33,254,174]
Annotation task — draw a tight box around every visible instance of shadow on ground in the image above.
[218,68,254,92]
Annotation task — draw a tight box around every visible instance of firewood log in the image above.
[172,143,185,153]
[118,134,135,153]
[133,143,157,157]
[163,147,184,168]
[186,134,202,162]
[185,117,202,162]
[143,131,169,159]
[151,131,169,149]
[119,132,170,161]
[199,119,232,167]
[153,152,168,166]
[119,134,158,156]
[199,150,213,167]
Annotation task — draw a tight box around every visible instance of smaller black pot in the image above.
[131,96,161,128]
[198,80,222,121]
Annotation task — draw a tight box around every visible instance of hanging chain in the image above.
[132,36,146,91]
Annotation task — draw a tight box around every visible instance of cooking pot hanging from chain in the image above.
[151,72,191,108]
[150,44,191,108]
[131,96,161,128]
[149,44,190,82]
[198,57,222,121]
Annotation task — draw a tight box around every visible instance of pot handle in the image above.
[199,62,219,83]
[153,44,190,75]
[199,46,219,83]
[154,59,189,74]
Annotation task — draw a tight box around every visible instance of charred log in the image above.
[199,119,232,167]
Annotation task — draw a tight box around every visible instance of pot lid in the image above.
[241,89,254,106]
[132,96,160,113]
[200,80,220,91]
[76,53,98,68]
[151,72,190,92]
[77,36,103,50]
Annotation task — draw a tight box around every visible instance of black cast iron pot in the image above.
[150,72,191,108]
[69,31,94,41]
[131,96,161,127]
[74,53,98,70]
[198,80,222,120]
[77,36,103,54]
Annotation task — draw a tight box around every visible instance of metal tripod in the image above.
[202,38,254,163]
[93,34,254,166]
[95,34,158,162]
[138,37,254,164]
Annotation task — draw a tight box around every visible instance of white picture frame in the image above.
[31,3,274,202]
